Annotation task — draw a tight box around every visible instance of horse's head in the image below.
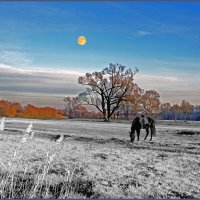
[129,131,135,142]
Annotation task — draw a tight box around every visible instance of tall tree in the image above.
[160,102,171,120]
[78,63,138,121]
[141,90,161,117]
[170,104,181,121]
[180,100,193,121]
[120,84,144,119]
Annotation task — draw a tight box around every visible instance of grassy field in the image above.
[0,118,200,198]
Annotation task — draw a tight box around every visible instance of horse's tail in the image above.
[151,122,156,136]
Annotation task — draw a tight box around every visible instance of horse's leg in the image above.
[136,129,140,141]
[144,128,149,140]
[149,128,153,141]
[150,123,156,141]
[130,130,135,143]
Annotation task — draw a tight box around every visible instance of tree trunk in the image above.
[184,113,187,122]
[103,112,107,121]
[104,116,110,122]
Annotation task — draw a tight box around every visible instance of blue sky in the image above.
[0,2,200,107]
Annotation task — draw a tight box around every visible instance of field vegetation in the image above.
[0,118,200,198]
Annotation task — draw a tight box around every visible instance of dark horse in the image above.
[129,115,156,142]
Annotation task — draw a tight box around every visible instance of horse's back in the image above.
[131,117,141,130]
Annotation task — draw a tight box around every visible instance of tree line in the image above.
[0,100,64,119]
[160,100,197,121]
[1,98,198,121]
[1,63,199,121]
[64,98,198,121]
[0,99,103,119]
[64,63,199,121]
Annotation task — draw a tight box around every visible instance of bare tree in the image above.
[78,63,138,121]
[63,97,81,119]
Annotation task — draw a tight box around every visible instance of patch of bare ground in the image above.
[175,130,200,135]
[0,119,200,198]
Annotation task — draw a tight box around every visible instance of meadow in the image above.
[0,118,200,198]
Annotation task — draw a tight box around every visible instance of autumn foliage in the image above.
[78,63,139,121]
[160,100,194,121]
[0,100,22,117]
[0,99,103,120]
[0,100,65,119]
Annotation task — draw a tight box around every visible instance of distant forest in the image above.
[159,102,200,121]
[0,99,102,120]
[1,98,200,121]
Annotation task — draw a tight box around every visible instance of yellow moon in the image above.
[77,36,87,45]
